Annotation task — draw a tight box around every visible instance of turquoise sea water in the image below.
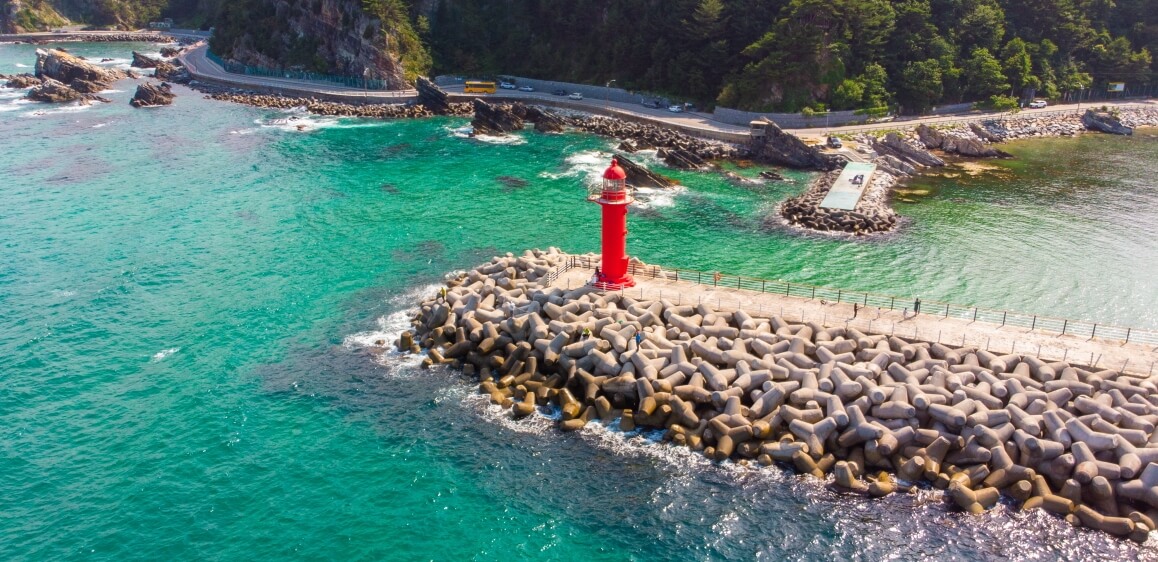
[1,42,1156,561]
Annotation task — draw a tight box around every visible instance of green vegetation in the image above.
[8,1,70,32]
[423,0,1155,114]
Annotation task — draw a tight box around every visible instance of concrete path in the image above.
[550,265,1158,378]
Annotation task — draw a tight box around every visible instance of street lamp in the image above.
[605,79,617,113]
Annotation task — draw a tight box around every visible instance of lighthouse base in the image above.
[592,271,635,291]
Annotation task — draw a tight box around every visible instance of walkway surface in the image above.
[820,162,876,210]
[550,265,1158,378]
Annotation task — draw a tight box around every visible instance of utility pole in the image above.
[363,68,370,101]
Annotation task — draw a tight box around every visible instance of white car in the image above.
[1028,100,1047,109]
[668,105,683,113]
[518,85,534,92]
[499,82,516,89]
[568,92,583,100]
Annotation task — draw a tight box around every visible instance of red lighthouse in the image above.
[589,157,635,289]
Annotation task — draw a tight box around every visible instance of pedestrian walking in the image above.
[914,297,921,314]
[853,303,859,318]
[635,332,643,347]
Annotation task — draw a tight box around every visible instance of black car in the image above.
[552,89,567,96]
[827,136,843,149]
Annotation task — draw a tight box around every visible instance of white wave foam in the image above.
[92,122,109,128]
[445,124,527,145]
[24,102,93,117]
[15,63,29,68]
[151,347,180,362]
[633,184,685,209]
[539,149,609,182]
[94,58,130,66]
[99,89,123,94]
[342,282,443,370]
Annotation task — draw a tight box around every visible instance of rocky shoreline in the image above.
[0,32,175,44]
[398,249,1157,543]
[776,106,1158,237]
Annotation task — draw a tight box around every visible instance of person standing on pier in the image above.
[914,298,921,314]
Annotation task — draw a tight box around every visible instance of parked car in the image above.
[499,82,516,89]
[827,136,843,149]
[552,89,567,96]
[668,105,684,113]
[1028,100,1047,109]
[518,85,534,92]
[568,92,584,100]
[641,99,661,109]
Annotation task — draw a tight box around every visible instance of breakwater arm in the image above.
[401,250,1158,543]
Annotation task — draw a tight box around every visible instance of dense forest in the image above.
[4,0,1155,114]
[426,0,1155,113]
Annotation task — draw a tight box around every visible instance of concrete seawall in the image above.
[400,250,1158,544]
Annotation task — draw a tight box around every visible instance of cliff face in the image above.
[210,0,424,90]
[1,0,70,33]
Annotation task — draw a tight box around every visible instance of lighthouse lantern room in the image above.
[589,157,635,289]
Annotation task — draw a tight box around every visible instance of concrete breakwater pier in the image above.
[400,249,1158,543]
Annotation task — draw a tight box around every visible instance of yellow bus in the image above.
[464,80,496,94]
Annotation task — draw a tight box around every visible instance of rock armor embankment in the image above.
[776,171,898,235]
[400,250,1158,544]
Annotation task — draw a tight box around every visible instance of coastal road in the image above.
[175,42,1156,143]
[179,43,418,102]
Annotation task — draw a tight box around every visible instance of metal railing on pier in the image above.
[565,256,1158,347]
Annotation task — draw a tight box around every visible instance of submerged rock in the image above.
[130,82,176,108]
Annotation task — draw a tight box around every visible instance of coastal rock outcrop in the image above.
[153,61,190,84]
[658,147,708,170]
[1082,110,1133,135]
[130,82,175,108]
[416,76,452,115]
[872,133,945,168]
[471,98,524,135]
[614,154,674,189]
[159,46,182,58]
[35,48,124,88]
[748,119,840,170]
[524,105,565,133]
[27,77,82,103]
[915,125,1010,158]
[131,51,160,69]
[3,72,41,88]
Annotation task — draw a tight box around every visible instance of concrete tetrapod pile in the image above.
[402,250,1158,544]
